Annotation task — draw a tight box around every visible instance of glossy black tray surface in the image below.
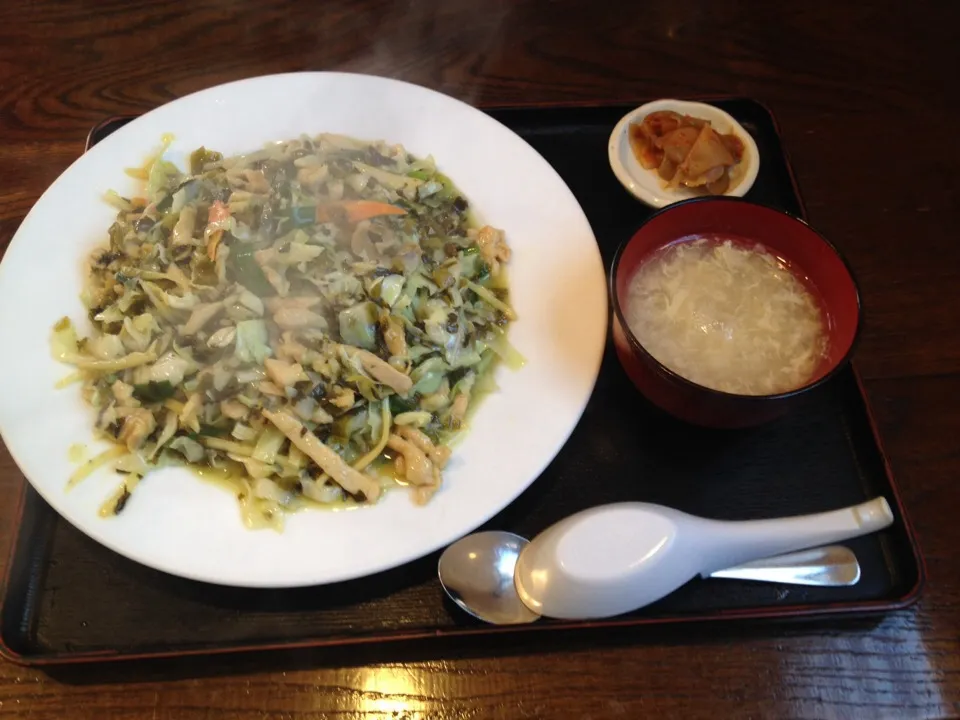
[0,100,922,665]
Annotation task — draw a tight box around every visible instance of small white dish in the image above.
[608,99,760,209]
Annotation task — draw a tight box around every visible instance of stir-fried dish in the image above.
[52,133,520,528]
[629,111,746,195]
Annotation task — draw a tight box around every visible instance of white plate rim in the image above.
[0,72,608,587]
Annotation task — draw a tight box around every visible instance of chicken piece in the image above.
[251,248,291,295]
[258,381,286,397]
[311,405,334,424]
[273,307,327,329]
[207,326,236,348]
[241,169,271,194]
[412,486,438,505]
[118,409,157,451]
[449,392,469,429]
[171,205,197,246]
[220,400,248,420]
[111,379,137,406]
[296,164,329,189]
[396,425,450,468]
[340,346,413,394]
[263,409,381,501]
[179,393,202,433]
[329,386,355,410]
[87,333,126,361]
[475,225,511,276]
[149,409,179,460]
[386,434,439,487]
[275,332,310,363]
[264,358,309,388]
[181,301,223,336]
[265,297,322,312]
[261,266,290,297]
[205,230,223,262]
[420,379,450,413]
[380,313,407,358]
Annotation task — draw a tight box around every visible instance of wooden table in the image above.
[1,1,958,717]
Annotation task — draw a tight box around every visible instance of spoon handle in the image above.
[704,545,861,586]
[696,497,892,575]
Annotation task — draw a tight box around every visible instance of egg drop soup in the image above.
[624,237,828,396]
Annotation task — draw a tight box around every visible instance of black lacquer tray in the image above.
[0,100,922,665]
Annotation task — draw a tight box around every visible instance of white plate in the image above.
[608,99,760,208]
[0,72,607,588]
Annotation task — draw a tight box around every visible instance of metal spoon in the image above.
[438,532,861,625]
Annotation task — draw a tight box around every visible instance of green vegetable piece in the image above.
[228,246,276,297]
[432,267,454,290]
[234,319,272,365]
[192,257,220,287]
[332,408,368,442]
[338,302,378,350]
[474,262,490,284]
[168,436,205,463]
[132,380,175,403]
[189,147,223,175]
[379,275,405,307]
[201,425,227,437]
[411,356,446,395]
[252,425,286,464]
[188,424,228,439]
[147,160,181,205]
[389,395,417,415]
[433,171,457,199]
[108,222,126,251]
[288,206,316,228]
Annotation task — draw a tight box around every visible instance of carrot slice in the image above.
[315,201,407,224]
[205,201,231,260]
[208,200,231,224]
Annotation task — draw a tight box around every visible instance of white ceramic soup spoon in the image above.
[513,498,892,619]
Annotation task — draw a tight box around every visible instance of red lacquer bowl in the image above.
[611,197,861,428]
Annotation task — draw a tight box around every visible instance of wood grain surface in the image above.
[1,0,959,717]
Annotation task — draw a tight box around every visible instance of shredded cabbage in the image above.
[53,131,519,527]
